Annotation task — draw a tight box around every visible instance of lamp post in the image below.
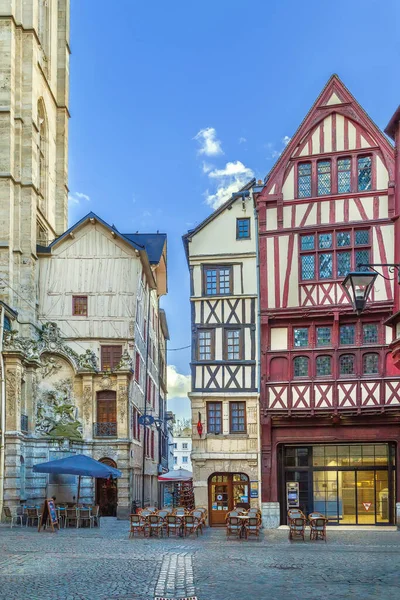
[341,263,400,314]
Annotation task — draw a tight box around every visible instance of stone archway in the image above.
[96,458,118,517]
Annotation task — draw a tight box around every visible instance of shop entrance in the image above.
[281,444,394,525]
[208,473,249,527]
[96,458,118,516]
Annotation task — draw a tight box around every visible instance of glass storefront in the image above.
[281,444,395,525]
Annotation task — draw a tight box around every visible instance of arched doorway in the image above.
[96,458,118,516]
[208,473,250,526]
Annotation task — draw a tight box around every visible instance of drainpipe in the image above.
[253,193,262,507]
[0,306,6,518]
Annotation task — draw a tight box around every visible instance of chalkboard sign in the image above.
[38,499,60,532]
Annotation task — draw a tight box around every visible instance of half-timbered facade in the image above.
[254,76,400,527]
[183,184,260,526]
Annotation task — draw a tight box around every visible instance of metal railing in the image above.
[20,414,28,433]
[93,422,117,437]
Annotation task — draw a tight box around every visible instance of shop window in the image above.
[358,156,372,191]
[294,356,309,378]
[236,218,250,239]
[204,266,232,296]
[101,345,122,371]
[298,162,312,198]
[340,325,355,345]
[339,354,355,376]
[316,355,332,377]
[197,329,215,361]
[230,402,246,433]
[293,328,308,347]
[72,296,88,316]
[317,161,331,196]
[316,326,331,346]
[207,402,222,434]
[363,323,378,344]
[337,158,351,193]
[363,353,379,375]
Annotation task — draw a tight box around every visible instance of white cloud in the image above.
[167,365,191,398]
[283,135,291,146]
[194,127,223,156]
[239,137,247,144]
[68,191,90,205]
[205,160,254,210]
[202,162,213,174]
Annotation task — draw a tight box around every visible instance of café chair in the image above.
[3,507,23,528]
[165,515,181,537]
[226,516,242,540]
[245,516,261,540]
[65,507,79,528]
[129,514,147,538]
[309,514,328,542]
[148,514,164,537]
[26,507,41,527]
[78,507,92,528]
[90,505,101,528]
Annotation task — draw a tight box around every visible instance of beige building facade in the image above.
[183,183,261,526]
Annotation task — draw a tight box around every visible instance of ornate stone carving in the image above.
[118,384,128,422]
[82,385,92,421]
[36,377,83,441]
[76,349,98,372]
[98,375,117,390]
[40,355,63,379]
[115,350,133,372]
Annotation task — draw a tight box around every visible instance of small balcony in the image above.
[20,414,28,433]
[93,422,117,438]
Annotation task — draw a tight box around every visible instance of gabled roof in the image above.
[182,178,255,263]
[123,233,166,265]
[261,74,394,189]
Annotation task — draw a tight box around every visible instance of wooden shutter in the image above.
[97,391,116,423]
[101,346,122,370]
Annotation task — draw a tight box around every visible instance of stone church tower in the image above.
[0,0,69,328]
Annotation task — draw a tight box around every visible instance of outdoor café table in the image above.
[236,515,250,539]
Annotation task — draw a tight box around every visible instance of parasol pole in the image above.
[77,475,81,505]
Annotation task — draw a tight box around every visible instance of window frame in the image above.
[72,295,88,317]
[207,401,222,434]
[293,356,310,378]
[236,217,251,240]
[229,401,247,434]
[197,328,215,361]
[223,327,244,360]
[362,352,379,375]
[203,265,233,296]
[339,353,356,377]
[315,355,332,378]
[299,227,371,283]
[101,345,123,371]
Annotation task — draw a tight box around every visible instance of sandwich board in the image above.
[38,498,60,532]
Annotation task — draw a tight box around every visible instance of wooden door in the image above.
[96,458,118,517]
[209,474,231,526]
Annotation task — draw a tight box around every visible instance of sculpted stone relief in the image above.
[36,377,83,441]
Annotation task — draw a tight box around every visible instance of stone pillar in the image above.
[116,450,130,519]
[81,374,94,440]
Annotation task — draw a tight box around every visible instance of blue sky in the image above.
[69,0,400,419]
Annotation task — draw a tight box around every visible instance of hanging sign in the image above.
[38,499,60,532]
[250,481,259,499]
[363,502,372,511]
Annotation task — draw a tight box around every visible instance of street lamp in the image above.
[341,271,378,314]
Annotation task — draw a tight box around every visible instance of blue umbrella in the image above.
[33,454,122,503]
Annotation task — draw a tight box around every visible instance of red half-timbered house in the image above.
[254,75,400,527]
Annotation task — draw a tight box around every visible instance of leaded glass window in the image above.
[355,250,370,271]
[337,251,351,277]
[355,230,369,245]
[316,327,331,346]
[358,156,372,191]
[338,158,351,193]
[301,235,315,251]
[318,161,331,196]
[363,324,378,344]
[363,353,379,375]
[319,253,333,279]
[316,355,332,376]
[337,231,351,247]
[298,163,312,198]
[301,255,315,280]
[339,354,355,376]
[319,233,332,249]
[294,328,309,347]
[340,325,355,345]
[294,356,309,377]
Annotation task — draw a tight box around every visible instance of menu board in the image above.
[38,499,60,532]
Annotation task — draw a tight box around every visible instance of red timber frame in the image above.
[254,75,400,516]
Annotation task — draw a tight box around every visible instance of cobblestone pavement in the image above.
[0,519,399,600]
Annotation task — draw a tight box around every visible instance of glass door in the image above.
[209,475,230,526]
[338,471,356,524]
[356,470,375,524]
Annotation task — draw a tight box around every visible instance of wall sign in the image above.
[216,494,223,501]
[250,481,259,499]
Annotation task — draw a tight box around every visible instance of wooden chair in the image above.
[65,507,79,528]
[157,509,169,519]
[129,514,147,538]
[78,507,92,528]
[244,516,261,540]
[183,514,202,537]
[288,516,306,541]
[309,515,327,542]
[26,507,40,527]
[174,507,186,517]
[226,516,242,540]
[90,505,101,528]
[165,515,181,537]
[3,507,23,528]
[148,514,163,537]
